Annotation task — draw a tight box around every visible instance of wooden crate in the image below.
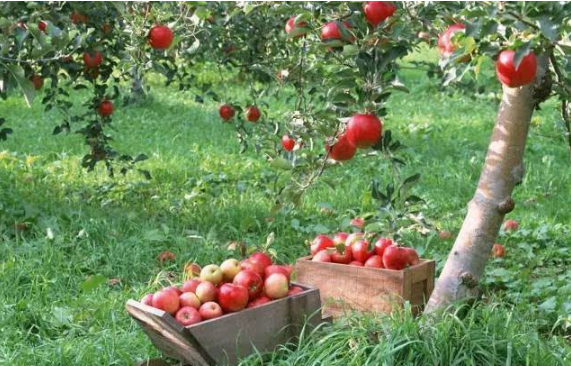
[295,257,435,317]
[126,283,322,366]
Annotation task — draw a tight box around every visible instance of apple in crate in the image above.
[264,273,289,299]
[152,288,180,315]
[264,265,291,280]
[140,293,153,306]
[364,255,384,268]
[220,258,241,282]
[240,258,266,277]
[199,301,223,320]
[312,250,332,262]
[200,264,223,285]
[181,279,201,293]
[247,295,272,308]
[310,235,334,255]
[195,282,217,303]
[175,306,202,326]
[287,286,304,296]
[218,283,249,312]
[233,270,263,298]
[250,252,273,269]
[179,292,201,309]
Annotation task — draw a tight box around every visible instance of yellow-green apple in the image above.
[220,258,241,282]
[200,264,223,285]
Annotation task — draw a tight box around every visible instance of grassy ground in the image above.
[1,62,570,365]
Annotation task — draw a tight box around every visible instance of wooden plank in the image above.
[125,300,213,366]
[296,257,405,315]
[425,260,435,298]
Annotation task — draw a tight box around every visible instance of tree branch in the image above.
[548,50,571,163]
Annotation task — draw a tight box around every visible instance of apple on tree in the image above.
[363,1,396,27]
[285,16,308,38]
[281,134,296,151]
[30,75,43,90]
[245,105,261,122]
[83,51,103,69]
[97,100,113,118]
[345,114,383,149]
[149,25,174,50]
[321,21,356,47]
[219,104,235,122]
[437,23,465,56]
[326,134,357,161]
[496,50,537,88]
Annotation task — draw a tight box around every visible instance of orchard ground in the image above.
[1,51,571,365]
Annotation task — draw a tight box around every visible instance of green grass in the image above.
[1,63,570,365]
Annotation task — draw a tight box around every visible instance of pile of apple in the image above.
[140,252,302,326]
[310,232,420,270]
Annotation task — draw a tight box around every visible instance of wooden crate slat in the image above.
[126,300,213,366]
[295,257,435,317]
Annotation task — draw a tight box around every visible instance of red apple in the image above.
[281,135,296,151]
[179,292,201,309]
[345,114,382,149]
[200,264,223,285]
[149,25,174,50]
[30,75,43,90]
[38,21,47,32]
[97,100,113,117]
[83,51,103,69]
[331,239,353,265]
[264,273,289,299]
[402,247,420,266]
[349,260,364,266]
[364,255,384,268]
[352,240,374,262]
[350,217,365,228]
[70,11,88,24]
[218,283,249,312]
[285,16,308,38]
[175,306,202,326]
[320,21,355,45]
[245,105,261,122]
[345,232,364,247]
[140,293,153,306]
[287,286,304,296]
[265,265,291,281]
[326,134,357,161]
[333,232,349,246]
[503,219,519,232]
[181,279,201,293]
[496,50,537,88]
[374,237,393,257]
[168,286,182,296]
[195,281,217,303]
[247,295,272,308]
[250,252,273,269]
[438,23,465,56]
[199,301,223,320]
[310,234,334,255]
[382,246,408,270]
[491,243,505,258]
[233,270,263,299]
[364,1,396,27]
[220,258,241,282]
[152,289,180,315]
[219,104,235,121]
[240,258,266,278]
[312,250,332,262]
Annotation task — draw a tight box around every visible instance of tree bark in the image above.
[128,66,146,104]
[425,56,550,313]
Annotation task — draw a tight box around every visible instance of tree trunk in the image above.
[425,56,550,313]
[129,66,146,104]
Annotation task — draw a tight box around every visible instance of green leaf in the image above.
[80,274,107,293]
[268,157,293,170]
[342,44,359,57]
[538,16,559,42]
[513,43,531,70]
[5,65,35,107]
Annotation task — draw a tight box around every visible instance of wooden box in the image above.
[295,257,435,317]
[126,283,322,366]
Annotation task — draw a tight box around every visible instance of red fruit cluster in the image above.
[149,25,174,50]
[325,114,383,162]
[310,233,420,270]
[139,252,302,327]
